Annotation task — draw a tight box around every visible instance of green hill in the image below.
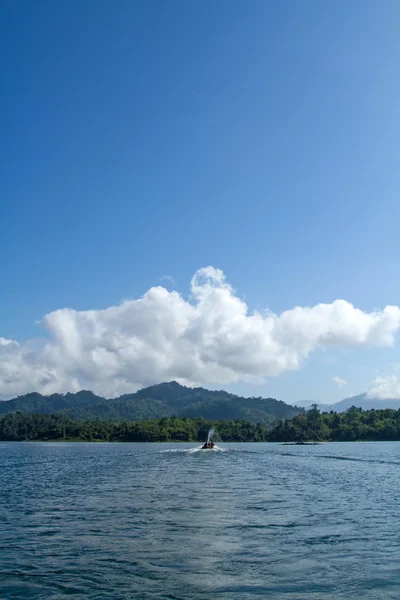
[0,381,302,427]
[0,390,104,415]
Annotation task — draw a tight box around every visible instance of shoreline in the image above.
[0,439,398,444]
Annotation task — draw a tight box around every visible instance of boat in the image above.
[201,441,215,449]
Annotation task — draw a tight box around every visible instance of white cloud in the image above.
[367,376,400,400]
[160,274,176,284]
[1,266,400,398]
[333,376,347,388]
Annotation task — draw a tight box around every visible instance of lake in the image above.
[1,441,400,599]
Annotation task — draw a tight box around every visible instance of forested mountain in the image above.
[0,381,301,426]
[0,390,104,415]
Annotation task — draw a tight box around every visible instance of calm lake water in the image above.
[1,441,400,599]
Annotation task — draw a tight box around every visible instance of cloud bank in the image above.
[1,266,400,398]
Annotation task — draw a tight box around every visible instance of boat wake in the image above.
[160,445,226,454]
[159,445,258,455]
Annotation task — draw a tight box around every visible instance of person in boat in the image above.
[201,440,215,449]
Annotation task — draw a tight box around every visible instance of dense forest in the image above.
[269,405,400,442]
[3,406,400,442]
[0,381,301,426]
[0,413,268,442]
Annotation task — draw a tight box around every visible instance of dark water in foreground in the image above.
[1,442,400,599]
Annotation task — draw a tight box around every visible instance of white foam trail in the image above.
[160,444,226,454]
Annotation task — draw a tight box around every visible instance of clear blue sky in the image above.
[2,0,400,402]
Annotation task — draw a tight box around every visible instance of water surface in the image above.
[1,442,400,599]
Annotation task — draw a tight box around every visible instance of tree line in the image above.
[0,412,268,442]
[268,405,400,442]
[3,406,400,442]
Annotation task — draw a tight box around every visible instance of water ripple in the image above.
[2,441,400,599]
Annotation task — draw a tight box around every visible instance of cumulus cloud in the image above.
[333,376,347,388]
[1,266,400,398]
[367,376,400,400]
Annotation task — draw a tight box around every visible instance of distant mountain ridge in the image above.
[318,393,400,413]
[0,381,302,427]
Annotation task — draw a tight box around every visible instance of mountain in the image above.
[316,393,400,413]
[0,390,105,415]
[291,399,320,408]
[0,381,302,427]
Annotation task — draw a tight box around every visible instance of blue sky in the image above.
[2,0,400,402]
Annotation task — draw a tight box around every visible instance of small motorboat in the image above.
[201,441,215,449]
